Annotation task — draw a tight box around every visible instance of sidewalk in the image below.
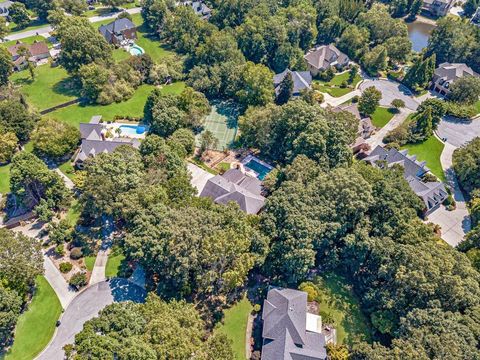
[366,108,414,149]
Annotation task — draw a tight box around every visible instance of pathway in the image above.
[36,279,147,360]
[89,243,111,285]
[427,142,471,246]
[366,108,414,149]
[54,169,74,190]
[5,7,142,41]
[321,89,361,108]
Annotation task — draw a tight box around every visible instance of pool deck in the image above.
[106,122,148,139]
[242,155,273,180]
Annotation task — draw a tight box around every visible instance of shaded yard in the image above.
[215,296,253,360]
[371,107,395,128]
[65,199,81,226]
[50,82,185,128]
[5,276,62,360]
[311,273,372,345]
[0,163,11,194]
[403,135,445,181]
[11,66,80,111]
[106,251,126,278]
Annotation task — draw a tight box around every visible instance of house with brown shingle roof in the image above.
[7,41,50,71]
[304,44,349,77]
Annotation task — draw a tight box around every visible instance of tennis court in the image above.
[196,101,239,151]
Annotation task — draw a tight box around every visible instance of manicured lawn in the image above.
[474,100,480,115]
[5,276,62,360]
[2,35,47,48]
[49,82,185,128]
[312,273,372,345]
[215,296,253,360]
[8,18,48,35]
[65,199,81,226]
[0,163,11,194]
[403,135,445,181]
[314,72,362,97]
[106,252,126,278]
[58,160,76,181]
[370,107,395,128]
[316,85,353,97]
[84,256,96,272]
[11,66,80,111]
[327,72,362,87]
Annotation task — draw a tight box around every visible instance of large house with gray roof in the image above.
[364,146,448,214]
[430,63,479,96]
[200,168,265,214]
[178,1,212,20]
[99,18,137,45]
[304,44,349,76]
[273,69,312,96]
[422,0,454,17]
[74,116,140,168]
[261,287,328,360]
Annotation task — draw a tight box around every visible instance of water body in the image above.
[407,21,436,52]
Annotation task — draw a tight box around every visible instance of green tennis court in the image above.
[196,101,239,151]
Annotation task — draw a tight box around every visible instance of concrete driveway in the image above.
[436,116,480,148]
[188,162,214,194]
[359,79,420,110]
[37,279,146,360]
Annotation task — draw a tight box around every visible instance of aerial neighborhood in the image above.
[1,0,480,359]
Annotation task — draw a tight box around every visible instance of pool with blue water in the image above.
[245,159,272,180]
[119,125,146,136]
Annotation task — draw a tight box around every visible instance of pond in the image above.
[407,21,436,52]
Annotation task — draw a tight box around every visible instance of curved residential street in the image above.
[359,79,420,110]
[37,279,147,360]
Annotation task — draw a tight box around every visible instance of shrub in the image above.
[318,67,335,82]
[59,262,73,273]
[70,247,83,260]
[422,173,438,183]
[340,80,348,88]
[253,304,261,313]
[443,194,456,208]
[55,244,64,256]
[298,281,320,302]
[69,272,87,289]
[445,102,477,119]
[391,99,405,110]
[383,125,409,146]
[351,95,359,103]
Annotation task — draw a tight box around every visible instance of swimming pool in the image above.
[119,124,146,136]
[129,45,145,56]
[245,159,272,180]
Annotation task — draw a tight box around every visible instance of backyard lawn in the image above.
[5,276,62,360]
[312,273,372,345]
[11,66,80,111]
[215,296,253,360]
[106,251,126,278]
[371,107,395,128]
[50,82,185,128]
[403,135,445,181]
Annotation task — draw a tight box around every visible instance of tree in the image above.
[69,272,87,289]
[391,99,405,111]
[385,36,412,63]
[125,203,267,299]
[0,100,36,142]
[0,47,13,86]
[276,72,294,105]
[0,17,8,40]
[10,152,71,213]
[31,118,80,159]
[236,62,274,106]
[358,86,382,115]
[0,132,18,164]
[0,228,43,297]
[141,0,170,33]
[0,284,22,349]
[337,25,369,60]
[453,137,480,194]
[412,106,433,140]
[167,128,195,156]
[464,0,480,16]
[403,54,436,91]
[80,146,144,219]
[447,76,480,105]
[57,16,112,73]
[60,0,87,15]
[199,130,218,154]
[17,45,35,80]
[70,295,234,359]
[101,0,124,9]
[361,45,388,76]
[25,0,57,20]
[8,2,30,29]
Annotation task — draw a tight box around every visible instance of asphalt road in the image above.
[359,79,420,111]
[37,279,146,360]
[437,116,480,148]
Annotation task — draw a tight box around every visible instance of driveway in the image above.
[188,162,214,194]
[427,142,471,246]
[366,108,415,149]
[436,116,480,148]
[37,279,146,360]
[359,79,420,111]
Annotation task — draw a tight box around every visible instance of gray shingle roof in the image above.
[304,44,349,71]
[433,63,478,84]
[262,288,327,360]
[200,169,265,214]
[99,18,136,43]
[364,146,448,212]
[273,69,312,95]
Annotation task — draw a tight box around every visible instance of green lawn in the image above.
[316,85,353,97]
[474,100,480,115]
[8,18,48,35]
[0,163,11,194]
[215,296,253,360]
[312,273,372,345]
[327,72,362,87]
[11,66,80,111]
[84,256,96,272]
[403,135,445,181]
[5,276,62,360]
[314,72,362,98]
[65,199,81,226]
[2,35,47,49]
[49,82,185,128]
[105,252,126,278]
[58,160,76,181]
[371,107,395,128]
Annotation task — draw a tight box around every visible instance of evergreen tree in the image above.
[276,72,294,105]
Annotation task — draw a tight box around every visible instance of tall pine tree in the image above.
[276,72,294,105]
